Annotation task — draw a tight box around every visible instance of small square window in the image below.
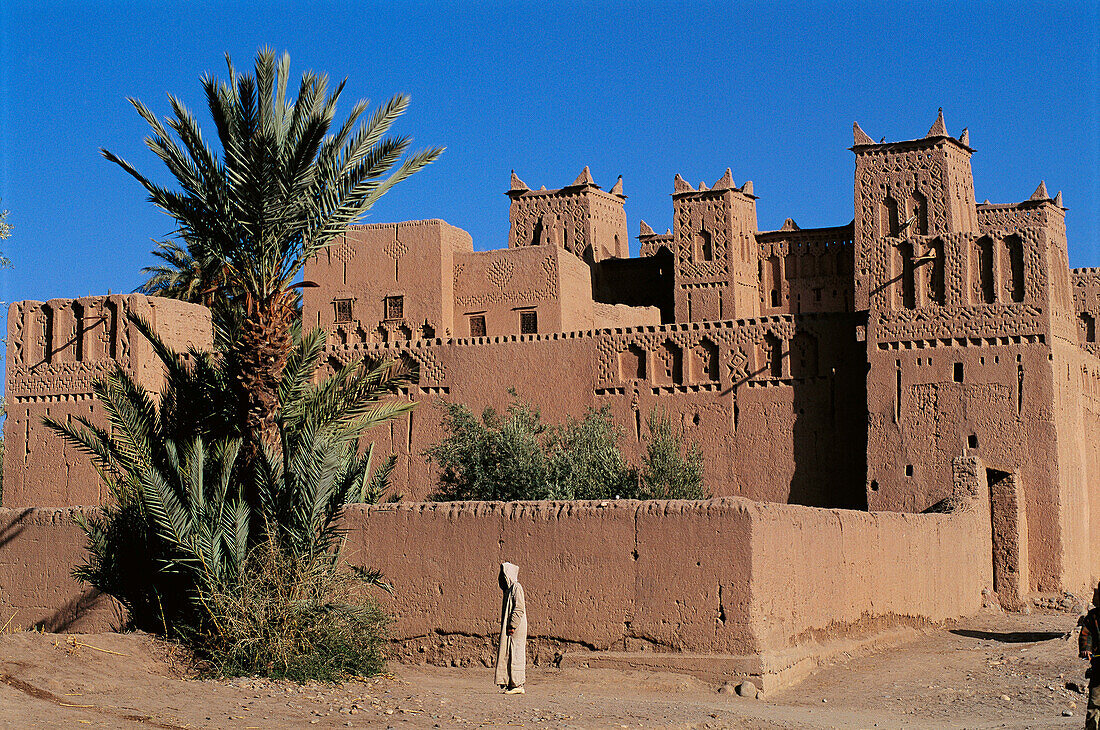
[334,299,353,323]
[519,310,538,334]
[384,295,404,321]
[469,314,486,337]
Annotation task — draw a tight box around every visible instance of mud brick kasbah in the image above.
[2,114,1098,678]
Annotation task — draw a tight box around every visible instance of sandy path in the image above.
[0,608,1087,729]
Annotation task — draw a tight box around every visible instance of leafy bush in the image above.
[636,409,706,500]
[426,395,705,501]
[547,408,637,500]
[425,399,552,501]
[47,321,407,678]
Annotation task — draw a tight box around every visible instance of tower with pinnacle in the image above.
[506,167,629,263]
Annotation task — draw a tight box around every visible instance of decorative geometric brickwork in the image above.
[383,236,409,261]
[4,295,212,508]
[454,253,558,310]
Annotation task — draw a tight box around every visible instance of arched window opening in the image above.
[1006,236,1025,303]
[1080,313,1096,343]
[882,196,901,237]
[911,191,929,236]
[694,229,714,262]
[977,237,996,304]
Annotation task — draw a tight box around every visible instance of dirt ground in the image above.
[0,608,1090,729]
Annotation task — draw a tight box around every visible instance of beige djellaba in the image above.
[495,562,527,688]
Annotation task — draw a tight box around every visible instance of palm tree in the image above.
[103,48,442,472]
[46,316,410,635]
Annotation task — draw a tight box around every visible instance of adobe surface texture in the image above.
[5,113,1099,606]
[296,112,1098,597]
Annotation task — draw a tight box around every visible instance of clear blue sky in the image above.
[1,2,1097,359]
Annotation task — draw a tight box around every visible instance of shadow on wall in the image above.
[727,321,868,510]
[0,509,33,550]
[30,589,111,633]
[790,320,868,510]
[590,248,676,324]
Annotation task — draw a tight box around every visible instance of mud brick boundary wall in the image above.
[1,481,989,681]
[348,494,988,668]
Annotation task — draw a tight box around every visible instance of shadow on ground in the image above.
[949,629,1068,643]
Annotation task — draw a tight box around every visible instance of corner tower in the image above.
[506,167,629,263]
[853,110,979,311]
[671,169,760,322]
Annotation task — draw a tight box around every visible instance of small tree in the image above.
[637,408,706,499]
[426,398,552,501]
[47,320,409,679]
[103,48,442,488]
[426,396,705,501]
[547,406,636,500]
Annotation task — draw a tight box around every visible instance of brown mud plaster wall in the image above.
[3,295,212,508]
[0,508,118,632]
[326,313,867,508]
[0,483,988,665]
[342,494,987,668]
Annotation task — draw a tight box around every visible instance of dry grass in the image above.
[194,535,389,682]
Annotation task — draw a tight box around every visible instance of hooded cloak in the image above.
[495,562,527,687]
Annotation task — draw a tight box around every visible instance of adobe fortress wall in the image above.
[0,458,988,689]
[324,312,868,509]
[2,295,212,508]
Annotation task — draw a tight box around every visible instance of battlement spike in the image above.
[609,175,624,196]
[509,170,529,192]
[779,218,800,231]
[1030,181,1050,201]
[572,166,595,187]
[639,220,655,236]
[673,174,695,193]
[740,180,754,196]
[853,122,875,146]
[1055,191,1064,208]
[926,107,947,138]
[959,127,970,146]
[713,168,734,189]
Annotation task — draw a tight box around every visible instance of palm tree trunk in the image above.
[231,299,294,498]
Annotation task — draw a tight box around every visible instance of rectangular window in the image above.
[334,299,353,323]
[469,314,486,337]
[519,310,538,334]
[384,295,404,321]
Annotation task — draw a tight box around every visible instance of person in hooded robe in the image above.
[495,562,527,694]
[1079,583,1100,729]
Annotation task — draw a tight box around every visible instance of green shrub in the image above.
[426,395,705,501]
[637,408,706,500]
[547,407,637,500]
[425,398,552,501]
